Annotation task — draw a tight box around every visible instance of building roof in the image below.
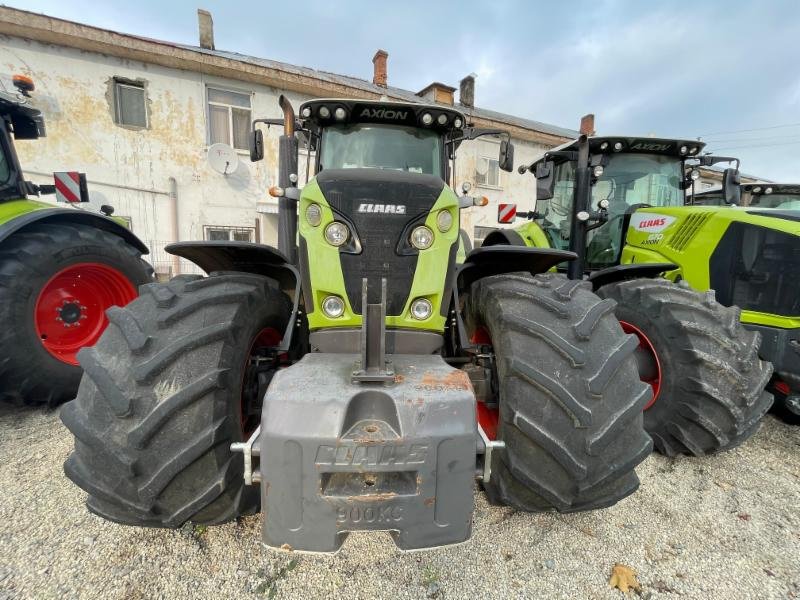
[0,6,577,145]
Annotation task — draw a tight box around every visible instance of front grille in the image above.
[317,169,445,315]
[667,212,712,252]
[710,222,800,317]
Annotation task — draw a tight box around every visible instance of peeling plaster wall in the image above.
[1,34,551,274]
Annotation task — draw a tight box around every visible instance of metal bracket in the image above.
[476,424,505,484]
[352,278,395,383]
[230,425,262,485]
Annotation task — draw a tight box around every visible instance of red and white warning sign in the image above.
[498,203,517,224]
[53,171,83,203]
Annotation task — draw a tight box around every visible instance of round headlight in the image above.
[577,211,590,222]
[410,298,432,320]
[454,117,463,128]
[436,210,453,232]
[334,107,347,121]
[690,169,700,181]
[318,105,331,119]
[324,221,349,246]
[410,225,434,250]
[679,145,688,155]
[593,165,604,177]
[306,203,322,227]
[613,142,623,151]
[461,181,472,194]
[765,187,773,194]
[689,146,699,155]
[322,295,345,318]
[753,186,762,193]
[600,141,609,151]
[301,107,312,118]
[437,114,448,125]
[598,198,610,209]
[421,113,433,125]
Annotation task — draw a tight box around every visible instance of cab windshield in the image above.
[538,153,684,268]
[750,193,800,210]
[319,123,442,177]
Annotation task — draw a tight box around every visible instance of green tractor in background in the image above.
[483,127,774,456]
[0,75,153,406]
[690,182,800,422]
[61,97,655,552]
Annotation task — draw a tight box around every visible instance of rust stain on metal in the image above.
[348,492,398,502]
[419,370,472,391]
[394,374,405,384]
[424,496,435,507]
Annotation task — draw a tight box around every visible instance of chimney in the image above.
[580,114,595,136]
[459,73,476,108]
[198,9,215,50]
[372,49,388,87]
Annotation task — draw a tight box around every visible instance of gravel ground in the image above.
[0,404,798,600]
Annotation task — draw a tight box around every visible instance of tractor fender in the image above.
[588,263,678,292]
[166,241,298,290]
[0,207,149,254]
[457,245,576,291]
[481,228,527,247]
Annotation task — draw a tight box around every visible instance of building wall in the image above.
[1,35,550,275]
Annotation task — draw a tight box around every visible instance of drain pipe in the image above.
[169,177,180,275]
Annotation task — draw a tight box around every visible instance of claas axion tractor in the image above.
[691,182,800,422]
[0,75,152,407]
[484,127,774,455]
[62,97,655,552]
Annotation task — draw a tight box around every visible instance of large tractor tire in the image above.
[0,222,153,406]
[61,272,292,527]
[597,278,773,457]
[466,273,653,513]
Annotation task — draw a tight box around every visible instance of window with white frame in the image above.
[475,157,500,188]
[207,87,252,150]
[204,225,255,242]
[113,78,147,128]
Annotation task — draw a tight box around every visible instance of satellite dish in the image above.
[208,143,239,175]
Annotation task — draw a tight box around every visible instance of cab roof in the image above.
[0,91,45,139]
[298,98,466,133]
[530,136,707,168]
[741,183,800,195]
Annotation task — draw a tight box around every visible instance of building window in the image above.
[113,79,147,128]
[204,225,254,242]
[476,157,500,188]
[473,225,496,247]
[207,87,252,150]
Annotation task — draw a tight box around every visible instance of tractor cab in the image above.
[0,81,47,201]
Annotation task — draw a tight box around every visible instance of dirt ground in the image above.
[0,404,797,600]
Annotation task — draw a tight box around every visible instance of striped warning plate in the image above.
[498,203,517,223]
[54,171,81,203]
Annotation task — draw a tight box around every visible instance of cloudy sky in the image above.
[10,0,800,180]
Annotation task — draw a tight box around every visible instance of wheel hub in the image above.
[57,300,84,325]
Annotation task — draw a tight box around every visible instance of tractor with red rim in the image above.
[0,75,153,406]
[483,123,773,456]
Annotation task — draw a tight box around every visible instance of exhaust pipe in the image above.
[277,95,299,264]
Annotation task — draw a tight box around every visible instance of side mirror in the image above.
[250,129,264,162]
[722,168,741,205]
[534,160,555,201]
[499,140,515,172]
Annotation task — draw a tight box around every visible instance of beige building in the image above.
[0,6,576,275]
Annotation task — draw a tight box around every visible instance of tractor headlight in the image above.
[301,107,312,118]
[753,186,762,193]
[318,105,331,119]
[410,298,432,320]
[306,203,322,227]
[690,169,700,181]
[436,210,453,232]
[437,114,448,125]
[334,107,347,121]
[410,225,434,250]
[593,165,604,177]
[454,117,463,128]
[600,141,609,151]
[679,145,688,155]
[322,295,345,318]
[765,187,773,194]
[324,221,349,246]
[421,113,433,126]
[613,142,623,151]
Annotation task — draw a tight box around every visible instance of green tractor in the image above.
[0,75,153,406]
[62,97,654,552]
[483,130,773,456]
[690,182,800,422]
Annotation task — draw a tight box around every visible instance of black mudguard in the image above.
[587,263,677,292]
[0,207,149,254]
[456,245,576,291]
[166,241,298,289]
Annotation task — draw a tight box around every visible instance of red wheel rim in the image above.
[240,327,283,437]
[619,320,662,410]
[471,326,499,440]
[34,262,137,366]
[773,379,791,397]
